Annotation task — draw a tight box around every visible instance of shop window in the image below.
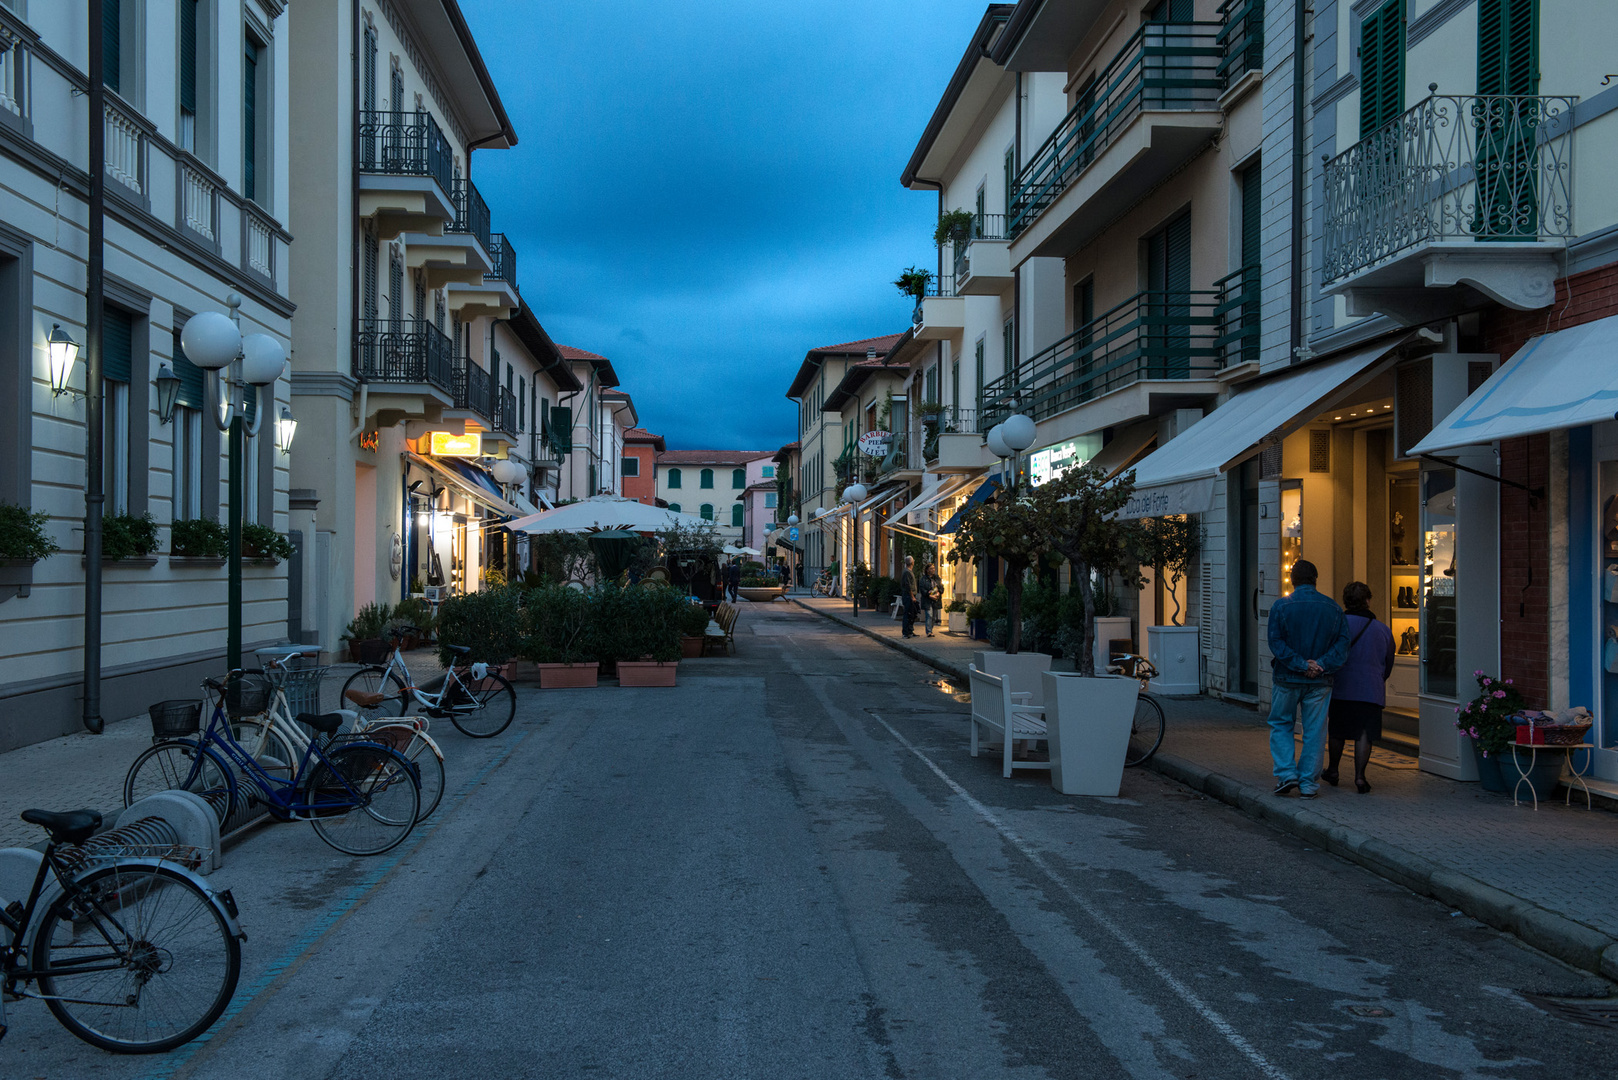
[1279,481,1301,597]
[1420,469,1457,698]
[700,468,714,489]
[1390,476,1421,668]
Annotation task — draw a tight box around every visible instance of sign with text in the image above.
[429,431,482,458]
[857,430,893,457]
[1029,435,1102,487]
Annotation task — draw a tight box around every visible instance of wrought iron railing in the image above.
[486,232,518,290]
[1009,23,1223,237]
[454,357,496,423]
[1215,0,1263,85]
[953,214,1009,282]
[497,386,519,435]
[353,319,455,395]
[979,289,1222,430]
[358,110,454,193]
[1322,92,1576,284]
[448,177,491,255]
[1212,264,1260,367]
[911,264,959,326]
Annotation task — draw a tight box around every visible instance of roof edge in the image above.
[900,5,1016,188]
[443,0,517,148]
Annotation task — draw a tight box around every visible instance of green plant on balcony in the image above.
[933,209,977,245]
[170,517,228,558]
[102,512,159,562]
[893,266,932,302]
[0,503,59,562]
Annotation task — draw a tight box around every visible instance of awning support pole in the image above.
[1418,453,1544,503]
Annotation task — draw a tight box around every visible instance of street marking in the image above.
[867,712,1294,1080]
[138,729,532,1080]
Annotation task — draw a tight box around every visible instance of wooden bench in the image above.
[705,602,739,656]
[968,664,1049,778]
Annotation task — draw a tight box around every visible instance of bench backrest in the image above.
[717,604,738,633]
[968,664,1007,727]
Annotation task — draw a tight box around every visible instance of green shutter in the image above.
[1478,0,1538,96]
[1241,164,1262,268]
[102,0,121,94]
[171,330,204,410]
[548,406,572,454]
[103,307,133,384]
[243,42,259,201]
[179,0,197,113]
[731,504,743,527]
[1359,1,1406,137]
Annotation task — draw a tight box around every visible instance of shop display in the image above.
[1279,482,1302,597]
[1605,493,1618,557]
[1421,470,1457,698]
[1388,477,1420,666]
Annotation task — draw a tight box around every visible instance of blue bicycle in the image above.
[122,673,421,856]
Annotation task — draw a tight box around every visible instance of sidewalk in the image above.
[794,595,1618,980]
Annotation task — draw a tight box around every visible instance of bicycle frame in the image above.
[370,645,483,716]
[242,661,441,769]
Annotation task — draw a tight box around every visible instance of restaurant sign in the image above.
[430,431,483,458]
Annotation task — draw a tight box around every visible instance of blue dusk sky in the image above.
[459,0,990,453]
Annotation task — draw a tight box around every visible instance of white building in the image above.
[654,450,773,545]
[0,0,295,750]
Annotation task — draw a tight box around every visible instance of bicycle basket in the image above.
[148,699,202,739]
[225,671,273,718]
[278,666,329,717]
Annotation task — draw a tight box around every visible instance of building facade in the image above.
[620,427,664,504]
[654,450,772,544]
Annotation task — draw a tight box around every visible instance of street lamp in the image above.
[275,407,298,455]
[180,295,286,669]
[48,324,81,397]
[843,483,866,615]
[154,364,181,425]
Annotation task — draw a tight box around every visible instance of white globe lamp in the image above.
[180,311,241,370]
[986,425,1011,459]
[490,458,526,485]
[1002,413,1036,452]
[786,514,799,526]
[239,333,287,386]
[843,483,867,503]
[814,507,825,518]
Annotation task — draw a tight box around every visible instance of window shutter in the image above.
[731,504,744,527]
[1359,2,1405,137]
[243,43,259,201]
[733,468,745,489]
[362,232,378,322]
[1479,0,1538,96]
[1241,164,1262,267]
[171,329,205,410]
[388,245,403,320]
[363,26,377,113]
[391,68,404,113]
[103,308,134,384]
[102,0,121,94]
[519,376,526,428]
[179,0,198,113]
[549,406,572,454]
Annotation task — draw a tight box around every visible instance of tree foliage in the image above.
[946,485,1059,654]
[1038,464,1144,675]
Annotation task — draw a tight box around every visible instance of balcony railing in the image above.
[358,110,454,193]
[454,356,496,423]
[1215,0,1263,86]
[496,385,519,435]
[1009,23,1224,237]
[1212,264,1260,367]
[1323,93,1576,284]
[354,318,455,396]
[979,289,1222,430]
[953,214,1009,281]
[911,264,959,326]
[486,232,518,290]
[177,155,219,243]
[448,177,492,256]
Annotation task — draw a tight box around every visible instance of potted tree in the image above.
[616,583,683,686]
[342,602,394,664]
[933,208,977,247]
[1137,515,1203,696]
[945,597,969,634]
[525,584,599,688]
[893,266,933,302]
[679,600,711,658]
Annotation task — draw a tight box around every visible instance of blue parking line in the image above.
[138,729,530,1080]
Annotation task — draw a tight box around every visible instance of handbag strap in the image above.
[1347,614,1374,650]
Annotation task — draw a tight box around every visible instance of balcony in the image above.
[353,319,456,403]
[1008,23,1224,259]
[486,232,519,290]
[1214,0,1263,93]
[920,407,987,474]
[952,214,1012,295]
[979,290,1223,433]
[1212,264,1260,372]
[912,267,965,341]
[450,357,497,426]
[1322,93,1575,323]
[358,110,457,234]
[496,386,519,436]
[878,429,924,482]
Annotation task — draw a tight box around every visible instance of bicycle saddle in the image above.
[21,808,102,846]
[444,644,470,656]
[296,712,347,735]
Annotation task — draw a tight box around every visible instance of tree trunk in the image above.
[1168,569,1183,626]
[1005,561,1024,654]
[1074,561,1097,676]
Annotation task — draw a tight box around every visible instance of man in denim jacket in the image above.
[1266,560,1350,798]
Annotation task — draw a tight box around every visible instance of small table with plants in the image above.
[1507,739,1594,810]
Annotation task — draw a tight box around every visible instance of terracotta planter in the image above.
[680,636,705,659]
[618,661,678,687]
[537,662,600,689]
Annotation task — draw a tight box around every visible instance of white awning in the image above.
[890,475,972,524]
[1119,337,1408,519]
[863,484,910,516]
[410,454,526,518]
[1090,423,1158,479]
[1412,313,1618,455]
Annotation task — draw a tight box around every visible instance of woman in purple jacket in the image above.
[1323,581,1396,793]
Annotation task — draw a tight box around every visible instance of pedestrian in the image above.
[726,560,741,602]
[1264,559,1350,799]
[921,562,943,637]
[1323,581,1395,794]
[899,555,919,638]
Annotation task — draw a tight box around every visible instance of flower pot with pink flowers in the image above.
[1454,670,1524,793]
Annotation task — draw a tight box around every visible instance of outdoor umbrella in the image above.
[505,495,713,534]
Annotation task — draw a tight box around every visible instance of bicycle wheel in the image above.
[33,863,241,1053]
[124,740,237,826]
[360,724,445,821]
[230,718,299,786]
[1124,694,1165,767]
[340,666,408,722]
[305,743,420,856]
[447,671,516,738]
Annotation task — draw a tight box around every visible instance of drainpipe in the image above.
[83,2,106,734]
[1289,0,1309,364]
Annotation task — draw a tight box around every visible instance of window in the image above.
[975,337,985,404]
[924,364,939,404]
[1359,1,1405,137]
[362,227,378,323]
[388,244,403,321]
[1479,0,1539,96]
[1145,212,1192,378]
[103,307,134,515]
[667,467,682,488]
[102,0,124,94]
[700,504,714,521]
[730,504,743,527]
[700,468,714,489]
[732,468,745,489]
[1002,317,1016,383]
[519,376,526,429]
[171,327,205,519]
[243,39,262,204]
[178,0,199,151]
[667,503,681,514]
[363,23,377,112]
[1003,146,1015,218]
[621,456,639,477]
[390,65,404,113]
[765,492,777,509]
[762,465,774,478]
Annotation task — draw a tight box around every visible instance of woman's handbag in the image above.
[1604,562,1618,602]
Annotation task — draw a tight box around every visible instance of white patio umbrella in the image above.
[504,495,715,534]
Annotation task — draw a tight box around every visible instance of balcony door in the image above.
[1476,0,1541,239]
[1145,212,1192,380]
[1359,1,1405,138]
[1146,0,1195,110]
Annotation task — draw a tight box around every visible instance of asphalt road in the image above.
[7,603,1614,1079]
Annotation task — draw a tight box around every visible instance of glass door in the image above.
[1420,469,1458,698]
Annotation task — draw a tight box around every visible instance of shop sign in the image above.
[358,429,380,452]
[857,430,893,456]
[1029,435,1101,487]
[430,431,482,458]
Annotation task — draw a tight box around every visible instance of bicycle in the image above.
[340,634,516,739]
[810,569,840,598]
[0,808,243,1053]
[1107,653,1166,766]
[231,648,447,821]
[123,674,421,856]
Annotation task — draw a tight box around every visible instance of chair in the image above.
[968,663,1049,778]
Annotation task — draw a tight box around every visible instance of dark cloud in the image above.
[459,0,986,450]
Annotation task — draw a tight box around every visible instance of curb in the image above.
[793,596,1618,983]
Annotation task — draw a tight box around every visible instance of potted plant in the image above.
[964,597,987,640]
[170,517,228,560]
[945,597,968,634]
[393,596,437,645]
[616,583,683,686]
[893,265,933,303]
[0,503,59,564]
[679,600,710,658]
[102,511,159,562]
[1136,515,1203,695]
[1454,671,1526,793]
[241,523,294,564]
[932,208,977,247]
[342,602,394,664]
[524,585,599,688]
[435,584,523,672]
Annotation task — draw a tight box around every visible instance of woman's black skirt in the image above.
[1328,698,1383,741]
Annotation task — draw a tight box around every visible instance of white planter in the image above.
[947,611,968,633]
[1092,617,1134,675]
[1146,624,1201,696]
[1043,672,1140,796]
[973,650,1053,706]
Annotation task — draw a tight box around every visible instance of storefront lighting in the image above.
[154,364,181,424]
[48,324,81,397]
[276,407,297,455]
